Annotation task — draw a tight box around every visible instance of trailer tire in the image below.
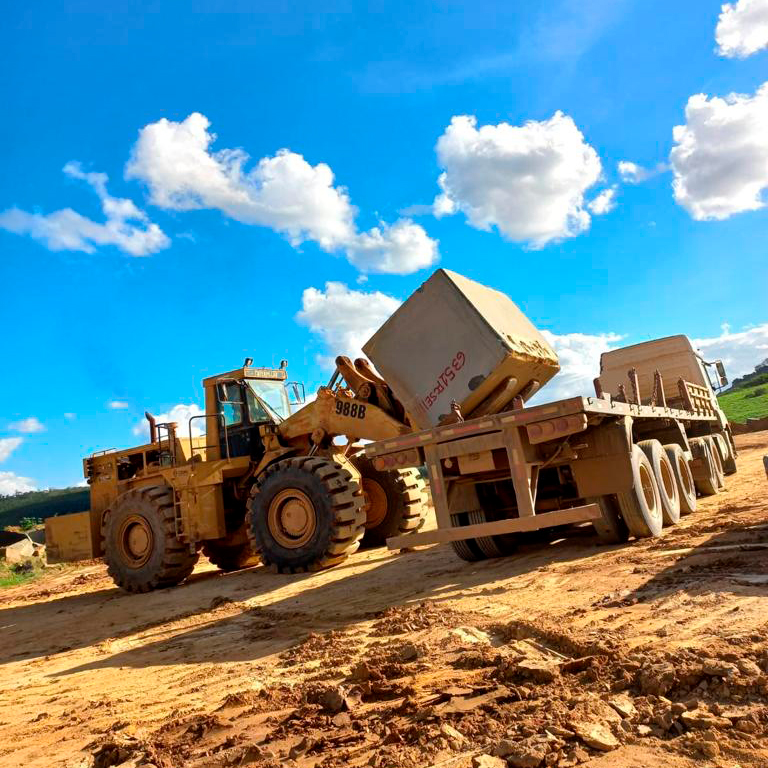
[690,438,719,496]
[589,495,630,544]
[103,485,198,593]
[637,439,680,525]
[350,457,427,547]
[201,541,260,572]
[664,444,697,515]
[247,457,365,574]
[450,538,486,562]
[712,433,736,476]
[704,436,725,490]
[616,445,663,538]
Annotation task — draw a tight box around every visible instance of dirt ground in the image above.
[2,432,768,768]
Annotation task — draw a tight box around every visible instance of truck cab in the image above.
[599,335,728,411]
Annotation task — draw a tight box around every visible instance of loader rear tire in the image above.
[103,485,198,593]
[247,457,365,574]
[351,457,427,547]
[202,541,260,572]
[616,445,663,538]
[664,443,697,515]
[637,439,680,525]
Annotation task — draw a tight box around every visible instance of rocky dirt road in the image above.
[2,432,768,768]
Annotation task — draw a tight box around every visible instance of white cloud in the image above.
[671,82,768,220]
[132,403,205,440]
[126,112,438,274]
[693,322,768,379]
[8,417,45,434]
[64,412,76,420]
[432,112,603,248]
[617,160,669,184]
[716,0,768,59]
[532,330,624,402]
[0,162,169,256]
[0,437,23,463]
[346,219,438,274]
[587,187,617,215]
[0,471,37,495]
[296,282,401,369]
[108,400,129,410]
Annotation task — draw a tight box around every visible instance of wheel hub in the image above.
[361,478,388,529]
[119,515,153,567]
[268,488,317,548]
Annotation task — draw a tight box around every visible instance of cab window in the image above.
[219,382,243,426]
[246,388,271,423]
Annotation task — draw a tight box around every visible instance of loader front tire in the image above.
[247,457,366,574]
[103,485,198,593]
[351,456,427,547]
[202,540,260,572]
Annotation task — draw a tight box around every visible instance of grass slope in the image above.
[718,377,768,424]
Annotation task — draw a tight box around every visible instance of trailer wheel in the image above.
[664,444,697,515]
[689,438,719,496]
[103,485,198,593]
[616,445,663,538]
[637,439,680,525]
[247,457,365,573]
[350,457,427,547]
[201,540,260,572]
[450,536,487,561]
[712,433,737,476]
[704,436,726,490]
[589,495,629,544]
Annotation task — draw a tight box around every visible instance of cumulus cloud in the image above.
[693,322,768,379]
[587,187,618,215]
[0,162,169,256]
[0,471,37,495]
[108,401,129,410]
[8,417,45,434]
[64,412,76,421]
[432,112,603,248]
[0,437,23,463]
[126,112,438,274]
[133,403,205,440]
[716,0,768,58]
[346,220,438,274]
[617,160,669,184]
[671,82,768,220]
[533,331,624,402]
[296,282,401,369]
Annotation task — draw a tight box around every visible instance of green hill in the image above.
[718,372,768,424]
[0,487,90,529]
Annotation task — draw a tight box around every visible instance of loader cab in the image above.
[206,364,305,461]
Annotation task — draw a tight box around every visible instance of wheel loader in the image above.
[45,358,427,592]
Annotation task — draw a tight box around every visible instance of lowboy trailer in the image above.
[366,372,735,560]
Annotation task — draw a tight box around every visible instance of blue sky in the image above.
[1,0,767,492]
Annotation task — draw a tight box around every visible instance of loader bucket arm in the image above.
[277,387,411,445]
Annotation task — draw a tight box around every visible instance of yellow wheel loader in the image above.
[46,358,427,592]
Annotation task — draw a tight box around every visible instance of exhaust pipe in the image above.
[145,411,157,443]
